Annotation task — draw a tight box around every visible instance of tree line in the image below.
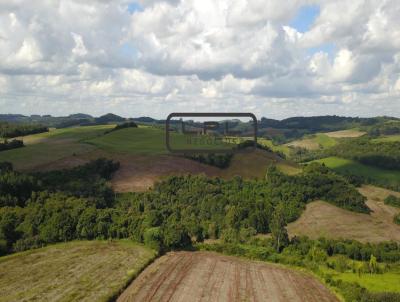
[0,122,48,138]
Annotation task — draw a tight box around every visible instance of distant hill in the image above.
[132,116,156,123]
[95,113,125,124]
[68,113,93,119]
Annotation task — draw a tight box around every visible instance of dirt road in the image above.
[117,251,339,302]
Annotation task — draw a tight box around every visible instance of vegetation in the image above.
[394,214,400,225]
[326,137,400,170]
[0,139,24,152]
[0,240,156,302]
[185,153,233,168]
[0,159,369,256]
[106,121,138,133]
[385,195,400,208]
[197,236,400,302]
[312,157,400,191]
[0,122,48,138]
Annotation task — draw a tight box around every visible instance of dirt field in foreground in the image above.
[117,251,339,302]
[287,186,400,243]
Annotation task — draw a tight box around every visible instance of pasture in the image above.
[0,240,156,302]
[0,125,112,170]
[312,156,400,185]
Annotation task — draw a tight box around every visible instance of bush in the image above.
[144,227,163,251]
[394,214,400,225]
[385,195,400,208]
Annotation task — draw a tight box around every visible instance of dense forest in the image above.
[0,159,369,255]
[0,122,48,138]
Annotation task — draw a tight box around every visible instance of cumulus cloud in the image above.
[0,0,400,118]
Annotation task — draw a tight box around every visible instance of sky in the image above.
[1,0,400,119]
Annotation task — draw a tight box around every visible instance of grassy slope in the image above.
[0,125,113,170]
[286,133,337,151]
[331,271,400,293]
[371,135,400,143]
[313,156,400,184]
[87,126,232,155]
[0,240,156,302]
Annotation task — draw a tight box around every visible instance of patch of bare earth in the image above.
[287,185,400,243]
[111,154,220,192]
[117,251,339,302]
[324,130,366,138]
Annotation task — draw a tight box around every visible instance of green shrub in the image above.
[385,195,400,208]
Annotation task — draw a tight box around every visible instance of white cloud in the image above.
[0,0,400,118]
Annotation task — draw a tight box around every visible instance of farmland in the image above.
[117,251,339,302]
[312,156,400,185]
[0,240,156,302]
[286,133,337,150]
[0,125,112,170]
[287,185,400,243]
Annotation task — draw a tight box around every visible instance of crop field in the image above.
[117,251,339,302]
[0,240,156,302]
[312,157,400,184]
[287,185,400,243]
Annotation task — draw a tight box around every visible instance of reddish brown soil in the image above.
[110,154,221,192]
[117,251,339,302]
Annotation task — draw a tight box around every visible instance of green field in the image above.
[87,126,232,155]
[0,240,156,302]
[332,272,400,293]
[313,157,400,184]
[314,133,337,148]
[371,135,400,143]
[0,125,113,170]
[257,137,291,156]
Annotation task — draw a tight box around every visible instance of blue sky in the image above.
[290,4,320,33]
[128,2,143,13]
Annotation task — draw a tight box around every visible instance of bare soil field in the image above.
[0,241,156,302]
[287,185,400,243]
[111,149,284,192]
[117,251,339,302]
[111,154,220,192]
[324,129,366,138]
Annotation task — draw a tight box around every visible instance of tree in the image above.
[270,202,289,252]
[369,254,377,274]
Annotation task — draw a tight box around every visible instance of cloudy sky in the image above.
[1,0,400,119]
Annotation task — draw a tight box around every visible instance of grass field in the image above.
[0,125,113,170]
[331,271,400,293]
[87,127,232,155]
[0,240,157,302]
[371,134,400,143]
[312,157,400,184]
